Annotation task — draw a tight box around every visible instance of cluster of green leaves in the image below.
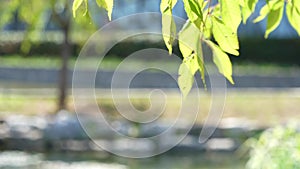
[161,0,300,97]
[161,0,242,97]
[246,123,300,169]
[255,0,300,38]
[0,0,49,52]
[73,0,113,20]
[0,0,97,53]
[72,0,300,97]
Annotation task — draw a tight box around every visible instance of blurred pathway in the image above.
[1,67,300,88]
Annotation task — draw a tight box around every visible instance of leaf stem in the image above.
[201,0,212,40]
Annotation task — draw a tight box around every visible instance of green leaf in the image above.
[271,0,285,10]
[239,0,245,7]
[178,21,200,59]
[212,16,239,56]
[178,21,204,74]
[264,0,284,38]
[178,62,194,98]
[294,0,300,9]
[162,15,176,55]
[203,14,212,39]
[183,0,204,27]
[178,21,205,84]
[17,1,48,54]
[220,0,241,32]
[249,0,259,12]
[253,0,281,23]
[212,3,221,17]
[73,0,84,17]
[241,0,259,24]
[83,0,88,16]
[182,53,203,78]
[241,7,251,24]
[0,0,19,28]
[286,1,300,36]
[200,0,208,11]
[293,0,300,13]
[205,40,234,84]
[96,0,114,21]
[253,4,269,23]
[160,0,177,12]
[160,0,177,54]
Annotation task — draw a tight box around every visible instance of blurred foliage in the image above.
[246,123,300,169]
[0,0,100,54]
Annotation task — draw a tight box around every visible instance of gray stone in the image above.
[41,161,127,169]
[173,135,206,152]
[3,115,45,151]
[44,110,87,140]
[0,121,10,139]
[0,151,42,169]
[139,122,169,137]
[5,115,47,130]
[205,138,237,151]
[5,138,45,151]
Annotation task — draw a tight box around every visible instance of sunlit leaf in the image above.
[178,21,200,59]
[160,0,177,12]
[73,0,84,17]
[96,0,114,20]
[160,0,178,54]
[242,7,251,24]
[178,21,205,84]
[200,0,208,11]
[83,0,88,16]
[202,14,212,39]
[220,0,241,32]
[239,0,245,7]
[212,16,239,56]
[253,0,280,23]
[294,0,300,14]
[162,15,177,55]
[178,62,194,98]
[183,0,203,27]
[271,0,285,10]
[253,4,270,23]
[205,40,234,84]
[264,0,284,38]
[212,3,221,17]
[286,0,300,36]
[178,21,205,80]
[241,0,259,24]
[287,0,300,15]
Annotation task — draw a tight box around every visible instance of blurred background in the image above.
[0,0,300,168]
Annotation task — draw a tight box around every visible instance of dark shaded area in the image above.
[234,38,300,65]
[1,38,300,65]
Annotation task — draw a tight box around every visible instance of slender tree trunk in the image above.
[58,23,71,110]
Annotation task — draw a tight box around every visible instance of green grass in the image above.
[0,95,58,115]
[0,55,62,69]
[1,89,299,127]
[0,55,300,76]
[232,62,300,76]
[0,55,179,71]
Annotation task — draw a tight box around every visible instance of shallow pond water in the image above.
[0,151,247,169]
